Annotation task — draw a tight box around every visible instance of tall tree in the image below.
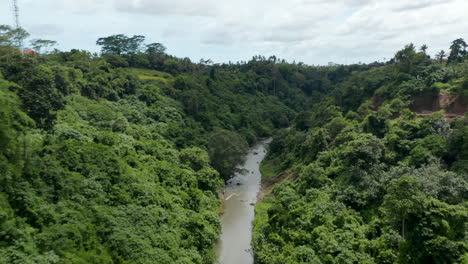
[16,65,65,128]
[207,129,248,179]
[435,50,446,63]
[96,34,146,55]
[420,44,428,54]
[30,39,57,54]
[0,25,29,48]
[394,44,417,73]
[447,38,467,64]
[146,43,166,54]
[126,35,145,54]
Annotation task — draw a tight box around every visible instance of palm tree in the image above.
[435,50,446,63]
[420,44,428,54]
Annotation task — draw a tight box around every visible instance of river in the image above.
[215,139,270,264]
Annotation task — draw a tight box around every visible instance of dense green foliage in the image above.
[0,26,467,263]
[253,44,468,264]
[0,57,224,263]
[0,28,358,263]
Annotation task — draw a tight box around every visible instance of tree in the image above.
[146,43,166,54]
[447,38,467,64]
[199,58,213,65]
[420,44,428,54]
[207,129,248,179]
[435,50,446,63]
[0,25,29,48]
[30,39,57,54]
[126,35,145,54]
[382,176,426,239]
[0,78,34,166]
[97,34,127,54]
[15,65,65,128]
[145,43,167,70]
[294,111,313,130]
[394,44,417,73]
[179,147,210,171]
[96,34,146,55]
[363,113,388,138]
[300,128,329,163]
[395,44,416,63]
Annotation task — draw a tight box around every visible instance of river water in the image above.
[215,139,270,264]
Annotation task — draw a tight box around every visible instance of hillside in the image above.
[0,27,467,264]
[0,29,350,263]
[253,45,468,264]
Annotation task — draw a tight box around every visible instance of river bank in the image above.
[215,139,271,264]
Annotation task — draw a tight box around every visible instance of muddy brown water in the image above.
[215,139,271,264]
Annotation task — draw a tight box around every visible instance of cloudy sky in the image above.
[1,0,467,64]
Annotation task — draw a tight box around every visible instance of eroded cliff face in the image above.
[410,91,467,116]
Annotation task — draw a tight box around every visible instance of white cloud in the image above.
[388,0,453,12]
[114,0,220,17]
[0,0,466,64]
[29,24,64,36]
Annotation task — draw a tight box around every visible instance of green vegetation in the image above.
[0,27,352,263]
[0,25,467,264]
[259,160,282,185]
[253,44,468,264]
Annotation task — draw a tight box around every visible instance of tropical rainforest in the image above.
[0,25,467,264]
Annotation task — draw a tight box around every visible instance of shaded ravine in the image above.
[215,139,271,264]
